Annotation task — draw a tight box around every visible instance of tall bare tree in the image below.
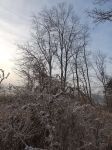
[32,15,57,79]
[41,3,82,90]
[31,3,85,91]
[17,3,92,104]
[82,28,92,103]
[70,26,92,104]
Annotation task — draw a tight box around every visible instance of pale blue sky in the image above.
[0,0,111,84]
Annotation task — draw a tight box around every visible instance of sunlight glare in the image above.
[0,39,13,64]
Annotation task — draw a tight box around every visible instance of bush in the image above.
[0,92,112,150]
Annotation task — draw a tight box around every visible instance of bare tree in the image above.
[17,3,92,105]
[44,3,81,91]
[32,15,57,79]
[69,26,92,104]
[82,28,92,103]
[71,46,81,100]
[31,3,85,92]
[94,51,108,105]
[89,0,112,23]
[17,42,48,92]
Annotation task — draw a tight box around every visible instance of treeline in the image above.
[16,2,112,109]
[17,3,92,103]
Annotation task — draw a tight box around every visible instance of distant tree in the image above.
[89,0,112,23]
[93,51,109,105]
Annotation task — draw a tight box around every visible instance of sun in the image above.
[0,50,11,62]
[0,46,12,63]
[0,38,14,64]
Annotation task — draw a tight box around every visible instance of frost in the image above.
[25,145,47,150]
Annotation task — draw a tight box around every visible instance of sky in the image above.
[0,0,112,85]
